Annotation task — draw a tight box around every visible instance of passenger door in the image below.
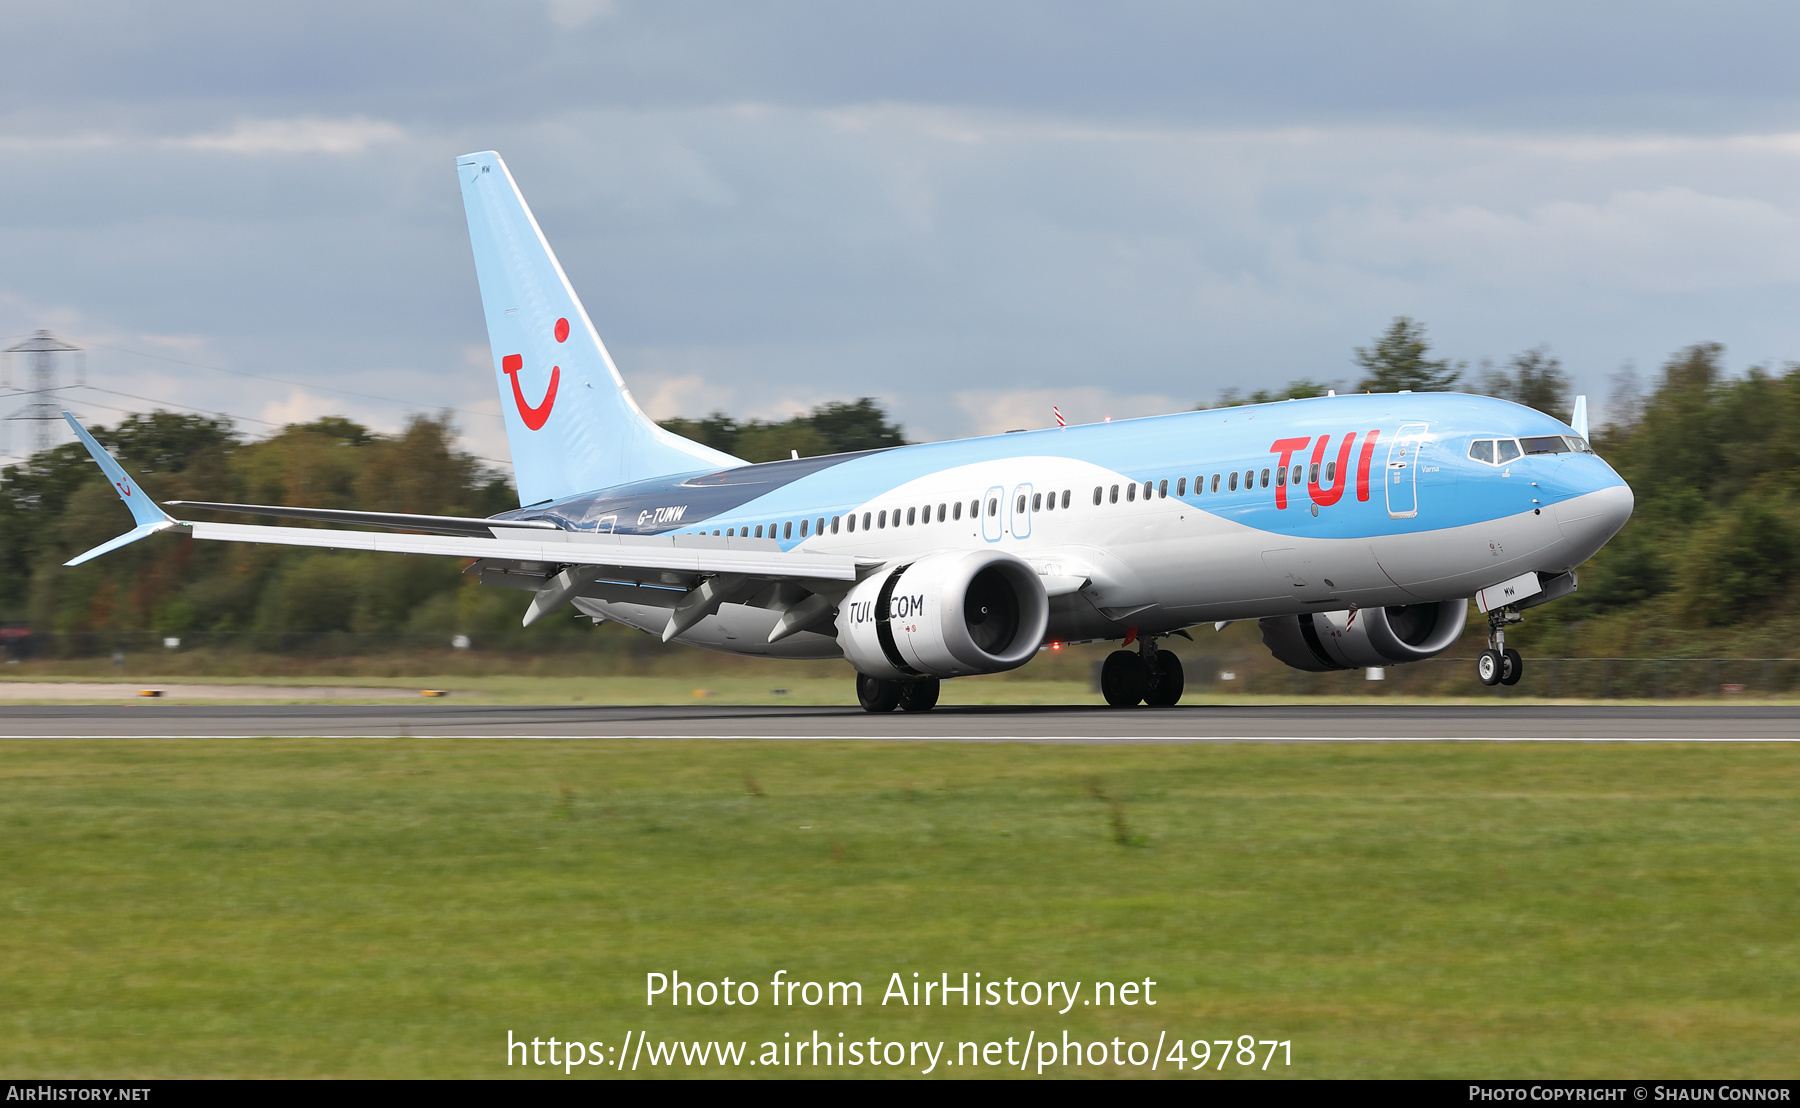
[982,485,1004,542]
[1386,423,1428,519]
[1009,483,1033,540]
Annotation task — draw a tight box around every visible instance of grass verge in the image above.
[1,739,1795,1077]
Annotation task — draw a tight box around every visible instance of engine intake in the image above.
[837,550,1050,679]
[1260,599,1468,671]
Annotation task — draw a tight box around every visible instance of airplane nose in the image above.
[1553,481,1633,558]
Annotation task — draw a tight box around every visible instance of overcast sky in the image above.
[4,1,1800,468]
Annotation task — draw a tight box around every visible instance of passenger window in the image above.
[1210,473,1220,493]
[1229,471,1239,492]
[1016,494,1027,513]
[754,525,763,538]
[1094,486,1103,505]
[726,527,734,537]
[1309,462,1319,483]
[907,507,916,526]
[1260,469,1270,488]
[1158,479,1168,498]
[1469,439,1494,464]
[1275,467,1286,487]
[1143,481,1153,500]
[1061,489,1070,509]
[1292,464,1302,485]
[799,519,809,537]
[1177,477,1186,496]
[1126,483,1136,502]
[988,498,999,517]
[1495,439,1521,464]
[1043,493,1053,512]
[938,503,947,522]
[817,517,825,534]
[952,501,962,520]
[1032,492,1042,511]
[878,510,887,529]
[784,521,793,539]
[1326,461,1336,482]
[1109,485,1119,504]
[862,511,872,530]
[970,499,980,518]
[831,516,840,534]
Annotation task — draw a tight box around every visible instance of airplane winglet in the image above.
[1571,395,1589,440]
[60,412,183,565]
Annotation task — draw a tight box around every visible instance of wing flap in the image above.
[166,500,559,537]
[186,520,857,580]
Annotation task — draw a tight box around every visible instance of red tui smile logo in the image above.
[502,318,568,431]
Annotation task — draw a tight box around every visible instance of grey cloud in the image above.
[8,2,1800,131]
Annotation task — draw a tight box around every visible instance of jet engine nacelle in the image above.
[837,550,1050,679]
[1259,599,1468,672]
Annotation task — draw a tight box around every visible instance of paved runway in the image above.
[2,703,1797,741]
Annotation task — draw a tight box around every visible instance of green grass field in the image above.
[1,739,1795,1078]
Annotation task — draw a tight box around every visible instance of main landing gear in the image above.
[1101,635,1185,707]
[856,673,941,713]
[1477,607,1524,688]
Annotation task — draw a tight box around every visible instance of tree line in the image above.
[2,326,1793,659]
[0,400,907,645]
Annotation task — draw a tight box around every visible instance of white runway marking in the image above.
[4,734,1796,743]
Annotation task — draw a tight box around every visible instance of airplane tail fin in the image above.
[456,152,742,507]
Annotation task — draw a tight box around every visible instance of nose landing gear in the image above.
[1102,635,1186,707]
[1477,608,1524,687]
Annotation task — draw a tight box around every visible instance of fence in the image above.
[1172,654,1800,699]
[0,628,642,663]
[5,631,1798,697]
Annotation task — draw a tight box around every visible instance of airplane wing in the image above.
[61,413,860,637]
[165,500,563,538]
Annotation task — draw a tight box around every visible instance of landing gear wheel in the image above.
[1144,650,1185,706]
[856,673,902,713]
[1477,649,1503,686]
[1101,650,1147,707]
[1499,648,1523,686]
[898,678,941,712]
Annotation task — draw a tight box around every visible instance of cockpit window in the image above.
[1564,435,1594,454]
[1494,439,1521,464]
[1521,435,1572,455]
[1468,440,1494,464]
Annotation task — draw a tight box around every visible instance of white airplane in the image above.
[65,151,1634,710]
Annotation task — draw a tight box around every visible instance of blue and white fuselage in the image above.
[510,392,1630,661]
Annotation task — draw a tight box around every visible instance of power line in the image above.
[82,384,282,428]
[0,385,512,470]
[88,340,502,425]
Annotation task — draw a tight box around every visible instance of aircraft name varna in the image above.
[646,970,1157,1012]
